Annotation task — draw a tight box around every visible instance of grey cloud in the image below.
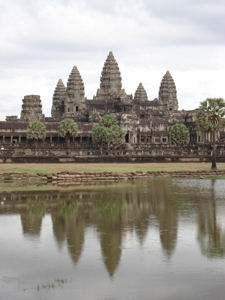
[0,0,224,119]
[143,0,225,43]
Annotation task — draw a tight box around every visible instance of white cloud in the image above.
[0,0,224,120]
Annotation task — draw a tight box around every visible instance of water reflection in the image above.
[0,178,225,277]
[197,180,225,258]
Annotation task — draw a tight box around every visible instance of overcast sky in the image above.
[0,0,224,120]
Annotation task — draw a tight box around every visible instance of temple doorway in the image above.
[125,133,129,143]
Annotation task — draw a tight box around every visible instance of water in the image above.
[0,178,225,300]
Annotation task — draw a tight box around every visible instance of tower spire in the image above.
[134,83,148,102]
[64,66,85,116]
[97,51,122,97]
[51,79,66,119]
[66,66,85,100]
[159,71,178,111]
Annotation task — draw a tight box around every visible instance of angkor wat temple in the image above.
[0,51,224,162]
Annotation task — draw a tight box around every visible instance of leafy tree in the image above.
[27,121,46,142]
[27,200,46,217]
[196,98,225,169]
[170,123,190,145]
[58,119,78,144]
[92,115,125,150]
[58,200,77,218]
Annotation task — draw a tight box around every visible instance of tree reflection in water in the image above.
[21,199,46,237]
[197,180,225,258]
[1,178,225,276]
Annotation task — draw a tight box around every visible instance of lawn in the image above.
[1,162,225,175]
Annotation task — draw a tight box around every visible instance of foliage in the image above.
[196,98,225,169]
[58,200,77,218]
[196,98,225,132]
[58,119,78,141]
[99,114,118,128]
[92,115,125,145]
[26,200,46,216]
[93,198,124,223]
[27,121,46,141]
[170,123,190,144]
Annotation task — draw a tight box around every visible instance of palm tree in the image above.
[196,98,225,169]
[27,121,46,143]
[58,119,78,144]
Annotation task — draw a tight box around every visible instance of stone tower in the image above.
[134,83,148,102]
[159,71,178,111]
[64,66,85,117]
[95,51,127,101]
[20,95,44,122]
[51,79,66,119]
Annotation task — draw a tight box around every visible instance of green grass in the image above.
[1,167,50,174]
[207,175,225,179]
[1,162,225,175]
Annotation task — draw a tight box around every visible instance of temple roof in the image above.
[66,66,85,99]
[53,79,66,97]
[134,83,148,102]
[159,71,177,100]
[99,51,122,94]
[158,70,178,110]
[52,79,66,104]
[51,79,66,118]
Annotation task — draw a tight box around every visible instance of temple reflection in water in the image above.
[0,178,225,277]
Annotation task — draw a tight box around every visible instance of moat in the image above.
[0,178,225,300]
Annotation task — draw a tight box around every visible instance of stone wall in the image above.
[1,144,225,163]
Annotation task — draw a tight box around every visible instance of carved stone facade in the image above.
[0,51,224,161]
[51,79,66,119]
[21,95,44,122]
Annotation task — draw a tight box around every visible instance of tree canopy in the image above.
[27,121,46,141]
[196,98,225,169]
[92,115,125,146]
[58,119,78,143]
[196,98,225,132]
[170,123,190,144]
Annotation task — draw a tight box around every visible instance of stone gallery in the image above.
[0,52,224,162]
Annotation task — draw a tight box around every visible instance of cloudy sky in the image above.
[0,0,224,120]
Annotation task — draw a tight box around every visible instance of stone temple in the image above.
[0,51,224,162]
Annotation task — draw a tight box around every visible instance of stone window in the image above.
[76,106,79,112]
[125,133,129,143]
[162,137,167,143]
[154,137,161,143]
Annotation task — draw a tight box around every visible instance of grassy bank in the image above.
[1,162,225,175]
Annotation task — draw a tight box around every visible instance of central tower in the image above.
[100,51,122,94]
[94,51,127,102]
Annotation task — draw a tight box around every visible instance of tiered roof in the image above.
[134,83,148,102]
[66,66,85,100]
[99,51,122,94]
[21,95,44,121]
[51,79,66,118]
[159,71,178,110]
